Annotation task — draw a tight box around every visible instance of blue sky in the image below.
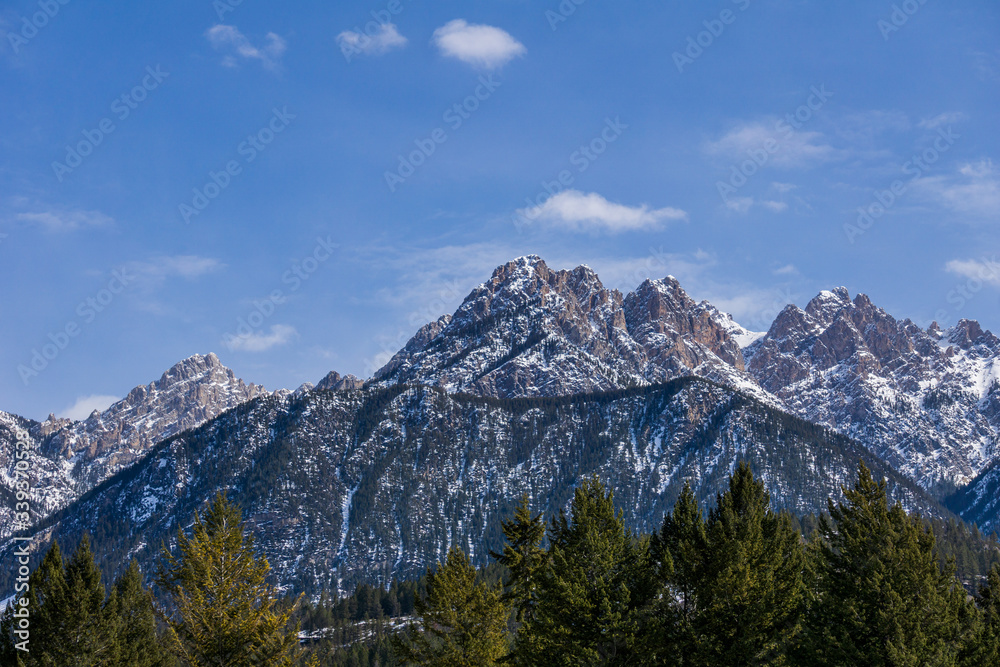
[1,0,998,421]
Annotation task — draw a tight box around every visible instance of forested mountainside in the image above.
[3,255,999,602]
[0,378,946,596]
[0,354,271,538]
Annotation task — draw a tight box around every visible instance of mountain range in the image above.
[2,255,998,594]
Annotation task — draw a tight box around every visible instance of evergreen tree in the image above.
[491,494,546,626]
[393,546,509,666]
[516,478,654,666]
[0,537,173,666]
[695,463,805,666]
[104,561,173,666]
[959,563,1000,664]
[60,534,112,664]
[647,482,703,665]
[23,540,69,663]
[801,461,974,666]
[4,537,110,666]
[158,492,302,666]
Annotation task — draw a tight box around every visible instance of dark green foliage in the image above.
[0,538,172,666]
[960,563,1000,664]
[696,463,805,665]
[512,479,655,666]
[646,466,805,666]
[393,547,509,666]
[800,462,975,666]
[104,561,174,666]
[927,517,1000,585]
[648,482,700,664]
[491,494,546,626]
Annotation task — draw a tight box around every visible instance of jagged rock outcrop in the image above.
[373,256,771,403]
[0,353,270,537]
[747,289,1000,489]
[315,371,365,392]
[0,380,945,597]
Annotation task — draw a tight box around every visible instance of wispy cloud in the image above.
[916,160,1000,219]
[206,25,286,70]
[760,200,788,212]
[723,197,786,214]
[16,209,112,232]
[705,120,842,169]
[337,23,407,58]
[126,256,225,282]
[832,110,910,145]
[945,257,1000,287]
[918,111,967,129]
[432,19,526,69]
[518,190,687,233]
[59,394,120,421]
[970,49,1000,82]
[224,324,298,352]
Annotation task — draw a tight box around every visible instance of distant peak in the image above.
[157,353,232,387]
[804,287,852,322]
[316,371,364,392]
[948,319,994,350]
[815,287,851,303]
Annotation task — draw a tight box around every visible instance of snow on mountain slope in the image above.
[374,256,777,406]
[0,380,946,596]
[0,354,273,537]
[747,288,1000,490]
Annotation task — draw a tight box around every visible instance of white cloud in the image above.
[224,324,298,352]
[16,209,112,232]
[971,49,1000,82]
[206,25,286,70]
[337,23,407,58]
[705,120,841,169]
[771,182,797,193]
[833,110,910,144]
[773,264,799,276]
[518,190,687,233]
[918,112,967,129]
[126,256,224,282]
[917,160,1000,219]
[945,257,1000,287]
[725,197,754,213]
[59,395,120,421]
[432,19,526,69]
[723,197,785,214]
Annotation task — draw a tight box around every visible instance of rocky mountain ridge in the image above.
[3,254,999,595]
[0,379,946,596]
[747,289,1000,490]
[373,256,772,405]
[0,353,273,537]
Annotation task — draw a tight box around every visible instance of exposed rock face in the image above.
[0,380,945,596]
[3,255,1000,590]
[747,290,1000,489]
[315,371,365,392]
[0,354,271,537]
[374,256,770,403]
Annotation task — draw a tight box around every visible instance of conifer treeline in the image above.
[391,462,1000,666]
[0,494,307,667]
[4,463,1000,665]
